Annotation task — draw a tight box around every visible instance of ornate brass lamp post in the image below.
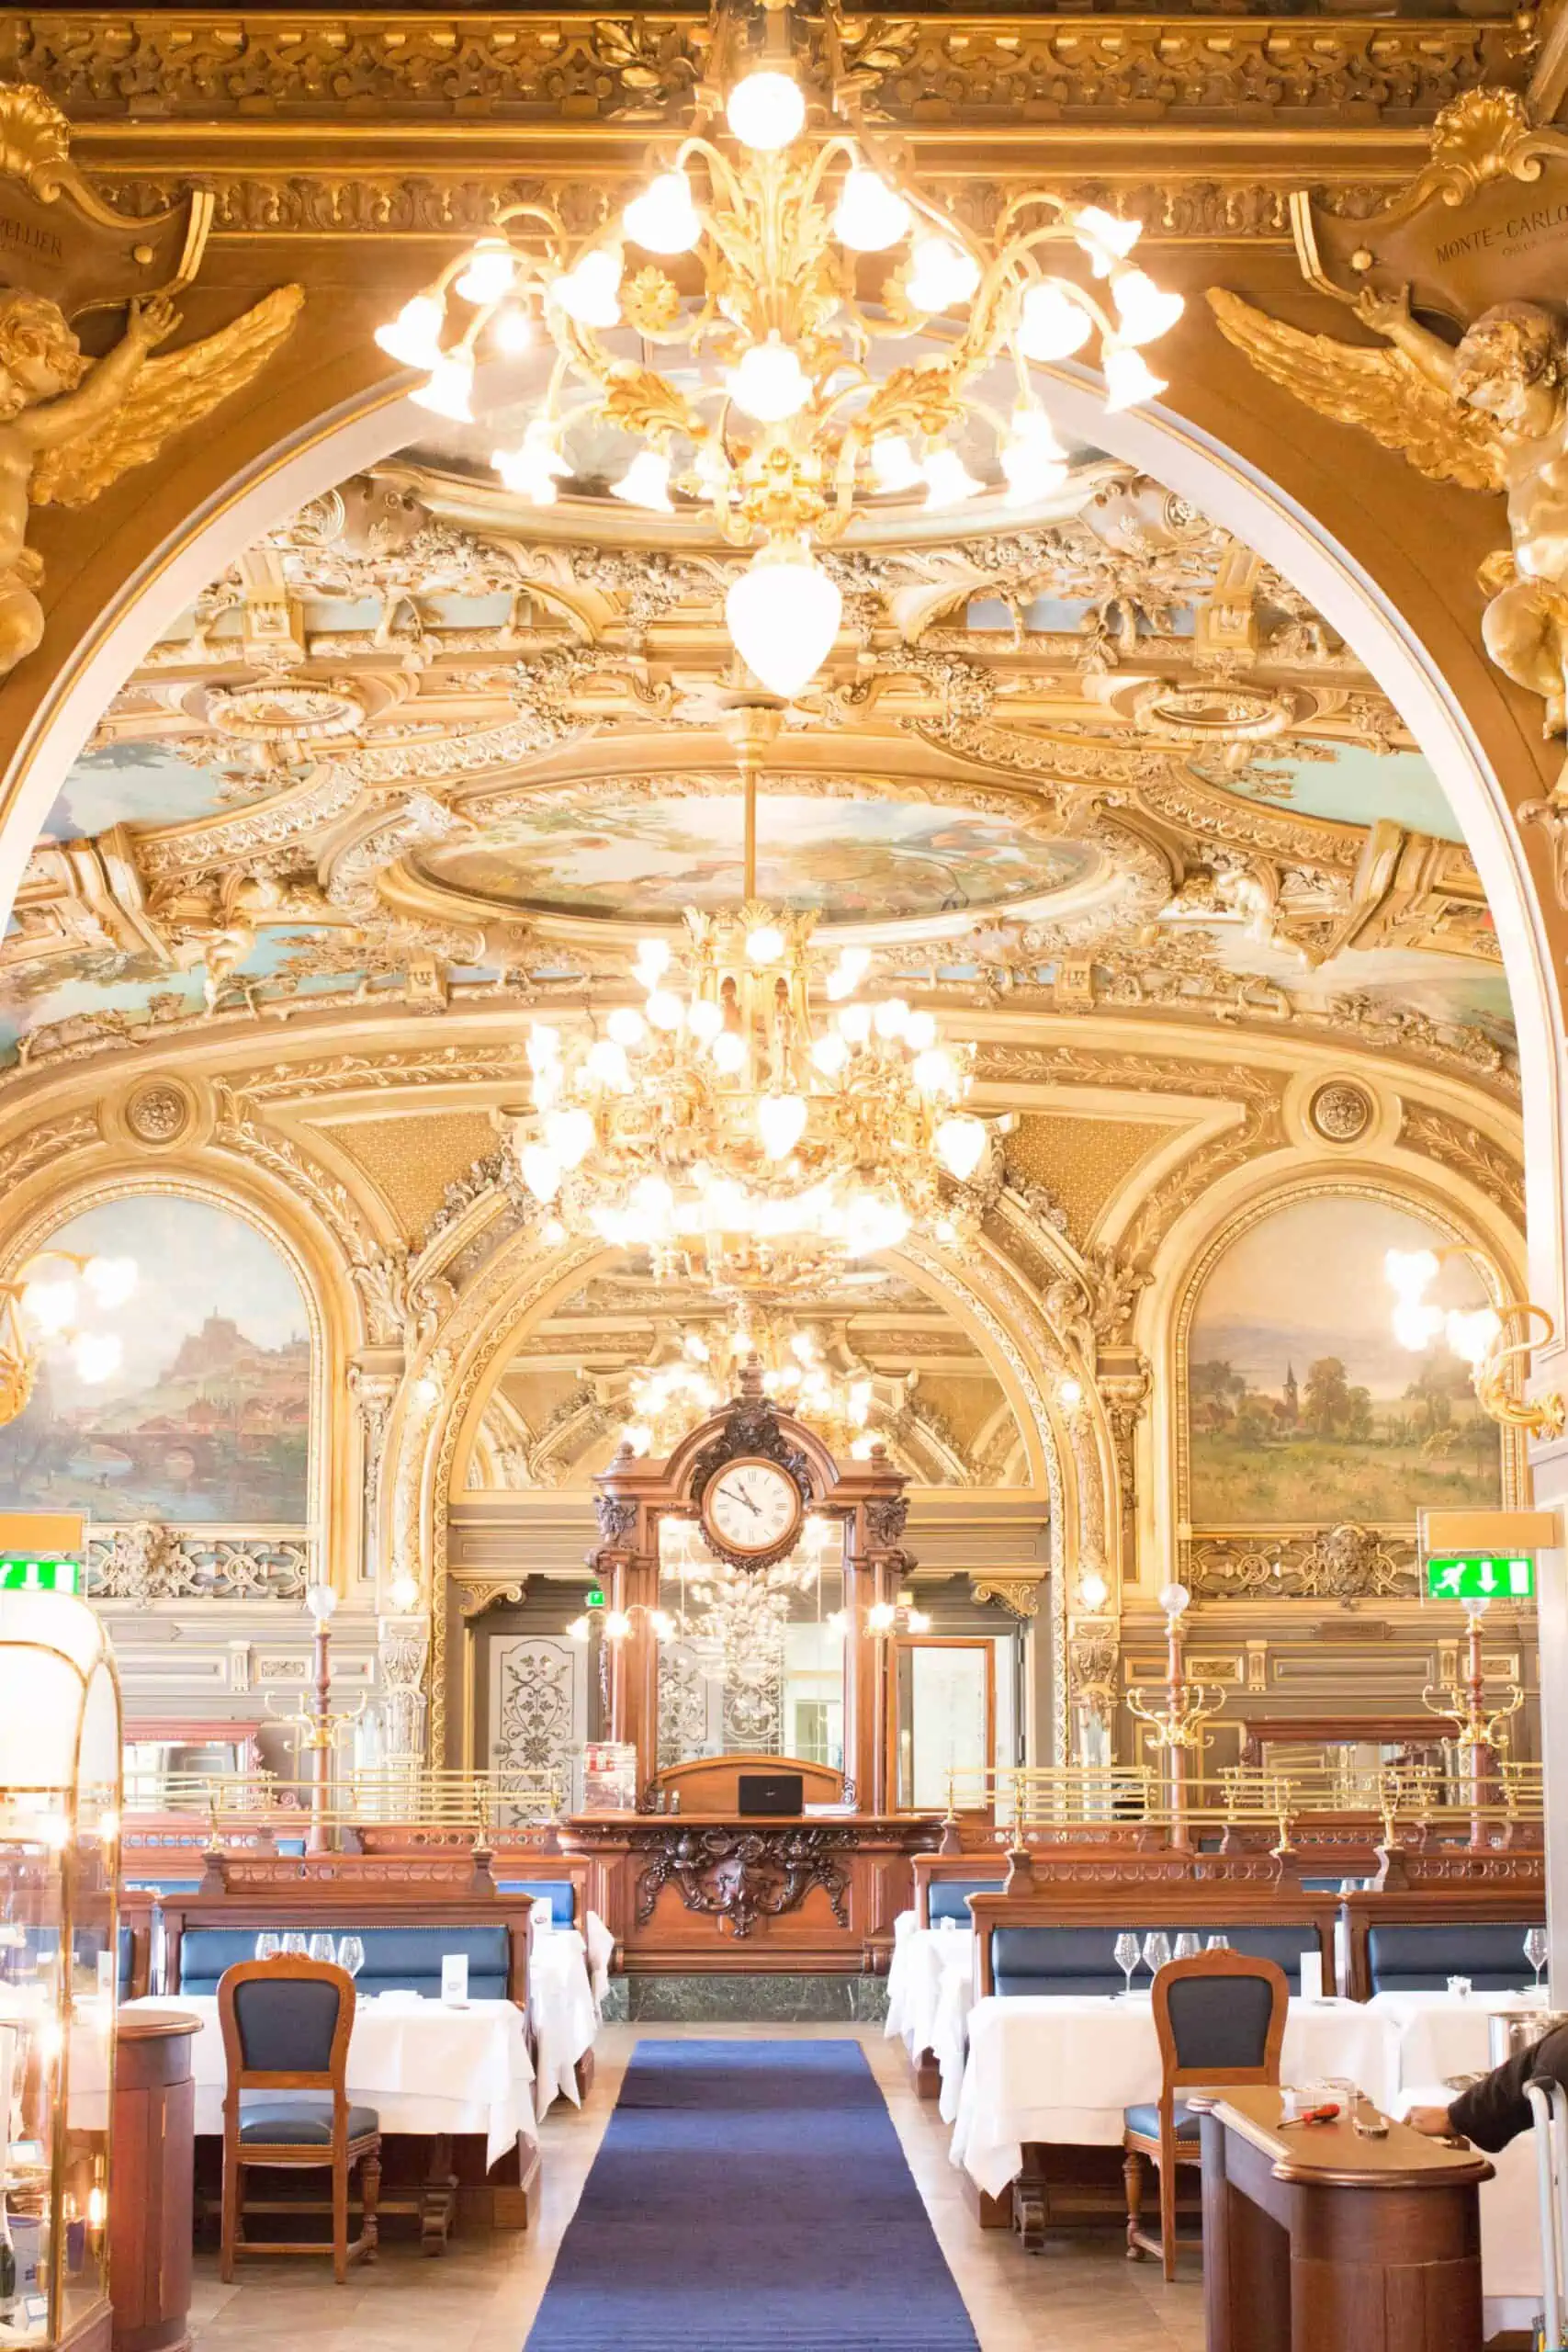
[267,1584,367,1855]
[1423,1595,1524,1850]
[1124,1581,1225,1853]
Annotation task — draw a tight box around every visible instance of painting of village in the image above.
[0,1196,311,1523]
[1187,1195,1502,1524]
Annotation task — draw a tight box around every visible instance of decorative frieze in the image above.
[1185,1523,1418,1603]
[87,1523,312,1603]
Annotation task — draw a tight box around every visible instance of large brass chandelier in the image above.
[0,1250,139,1427]
[623,1311,875,1458]
[374,0,1183,700]
[511,741,986,1285]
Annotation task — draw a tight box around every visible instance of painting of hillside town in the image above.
[0,1196,310,1523]
[1187,1195,1502,1525]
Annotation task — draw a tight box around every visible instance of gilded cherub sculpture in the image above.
[1210,284,1568,738]
[0,280,302,679]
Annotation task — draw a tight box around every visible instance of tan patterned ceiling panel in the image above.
[317,1110,498,1238]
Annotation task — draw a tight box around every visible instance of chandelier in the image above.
[623,1311,874,1458]
[0,1250,139,1426]
[1386,1248,1566,1440]
[511,729,987,1286]
[374,0,1183,699]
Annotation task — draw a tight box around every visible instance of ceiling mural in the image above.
[0,444,1514,1095]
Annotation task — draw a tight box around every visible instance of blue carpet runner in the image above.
[524,2037,980,2350]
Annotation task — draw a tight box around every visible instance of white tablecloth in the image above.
[950,1994,1397,2199]
[123,1994,535,2172]
[528,1928,598,2119]
[1391,2082,1543,2336]
[583,1909,615,2006]
[1367,1989,1551,2105]
[886,1915,974,2082]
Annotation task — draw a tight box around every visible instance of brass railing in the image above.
[122,1765,564,1834]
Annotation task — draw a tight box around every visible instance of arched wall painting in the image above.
[0,1198,310,1523]
[1187,1196,1501,1525]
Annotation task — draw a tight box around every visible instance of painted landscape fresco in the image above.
[1188,1195,1502,1524]
[0,1197,311,1522]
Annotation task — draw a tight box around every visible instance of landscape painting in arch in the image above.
[0,1196,311,1523]
[1186,1195,1502,1525]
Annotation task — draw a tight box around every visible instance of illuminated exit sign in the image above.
[1424,1554,1535,1602]
[0,1555,79,1594]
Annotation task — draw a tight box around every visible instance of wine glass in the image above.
[281,1932,309,1960]
[1174,1932,1201,1962]
[1143,1930,1172,1980]
[307,1932,336,1966]
[1206,1934,1230,1952]
[1525,1927,1549,1995]
[1113,1932,1139,1997]
[338,1935,365,1981]
[254,1932,279,1963]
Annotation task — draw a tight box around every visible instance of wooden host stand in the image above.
[1197,2087,1492,2352]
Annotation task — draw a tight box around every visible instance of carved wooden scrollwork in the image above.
[635,1825,855,1939]
[686,1396,814,1515]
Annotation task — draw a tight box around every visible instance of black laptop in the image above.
[737,1770,805,1816]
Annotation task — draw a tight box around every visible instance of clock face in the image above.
[704,1458,802,1556]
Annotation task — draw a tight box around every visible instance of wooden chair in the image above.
[218,1957,381,2284]
[1122,1948,1288,2281]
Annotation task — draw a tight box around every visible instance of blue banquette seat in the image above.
[928,1878,994,1927]
[1366,1919,1542,1994]
[177,1922,513,2000]
[493,1880,577,1926]
[991,1923,1322,1998]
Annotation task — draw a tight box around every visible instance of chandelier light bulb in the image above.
[1000,411,1069,504]
[873,997,909,1040]
[520,1143,563,1201]
[869,435,922,494]
[526,1022,560,1070]
[584,1037,632,1091]
[867,1600,898,1634]
[904,1009,937,1051]
[686,1000,724,1043]
[549,247,623,329]
[376,293,447,370]
[726,334,813,424]
[746,923,786,965]
[921,447,985,510]
[727,69,806,153]
[1018,280,1092,363]
[71,1332,122,1385]
[812,1032,850,1078]
[827,945,873,999]
[725,545,842,699]
[456,237,518,305]
[1111,266,1185,347]
[833,168,911,253]
[624,170,702,255]
[409,350,475,422]
[606,1005,646,1048]
[541,1218,567,1247]
[906,1609,931,1634]
[82,1255,137,1309]
[491,421,570,503]
[711,1030,748,1074]
[906,235,982,313]
[636,938,671,985]
[1446,1306,1502,1367]
[758,1092,809,1160]
[646,988,685,1032]
[934,1113,987,1181]
[610,447,675,513]
[1076,205,1143,273]
[837,1001,873,1046]
[20,1279,75,1336]
[912,1046,960,1098]
[489,302,534,356]
[1393,1299,1445,1352]
[1103,344,1166,412]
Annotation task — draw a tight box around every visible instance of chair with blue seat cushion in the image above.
[1367,1920,1543,1994]
[494,1881,577,1927]
[927,1880,993,1927]
[218,1958,380,2285]
[1123,1950,1289,2281]
[181,1923,512,2000]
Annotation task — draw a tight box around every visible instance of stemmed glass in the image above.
[307,1932,337,1965]
[1113,1932,1139,1997]
[338,1935,365,1980]
[1206,1934,1230,1952]
[254,1933,279,1962]
[1143,1930,1172,1981]
[282,1932,309,1960]
[1525,1927,1550,1995]
[1174,1932,1201,1962]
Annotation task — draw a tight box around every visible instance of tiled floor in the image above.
[187,2022,1206,2351]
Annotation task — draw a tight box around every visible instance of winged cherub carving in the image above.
[0,281,302,679]
[1209,285,1568,738]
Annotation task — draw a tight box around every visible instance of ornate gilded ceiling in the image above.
[3,437,1513,1098]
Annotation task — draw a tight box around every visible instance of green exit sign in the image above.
[1424,1553,1535,1602]
[0,1555,80,1595]
[585,1587,606,1609]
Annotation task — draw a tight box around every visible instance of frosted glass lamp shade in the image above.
[0,1590,120,1790]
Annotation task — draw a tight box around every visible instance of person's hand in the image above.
[1355,281,1413,338]
[1407,2105,1457,2138]
[126,295,179,352]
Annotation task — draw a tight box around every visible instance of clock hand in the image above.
[735,1490,761,1517]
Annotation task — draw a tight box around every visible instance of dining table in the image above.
[886,1914,974,2098]
[528,1925,599,2119]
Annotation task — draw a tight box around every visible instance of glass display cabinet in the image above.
[0,1590,120,2352]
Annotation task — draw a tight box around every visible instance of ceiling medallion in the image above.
[1123,680,1306,741]
[1306,1079,1374,1144]
[372,0,1182,700]
[123,1079,195,1147]
[509,715,989,1289]
[202,678,369,745]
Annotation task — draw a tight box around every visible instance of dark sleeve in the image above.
[1448,2023,1568,2154]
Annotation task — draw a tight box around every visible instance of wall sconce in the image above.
[1076,1567,1110,1612]
[1386,1248,1565,1441]
[1058,1377,1084,1415]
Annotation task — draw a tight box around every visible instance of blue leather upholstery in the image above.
[239,2098,378,2144]
[494,1881,577,1925]
[1367,1921,1542,1994]
[118,1924,134,1996]
[122,1876,196,1895]
[1124,2101,1201,2141]
[232,1976,344,2072]
[1166,1973,1276,2069]
[181,1923,513,2000]
[928,1879,995,1925]
[992,1922,1319,1997]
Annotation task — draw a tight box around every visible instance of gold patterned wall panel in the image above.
[315,1111,498,1239]
[1004,1111,1188,1248]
